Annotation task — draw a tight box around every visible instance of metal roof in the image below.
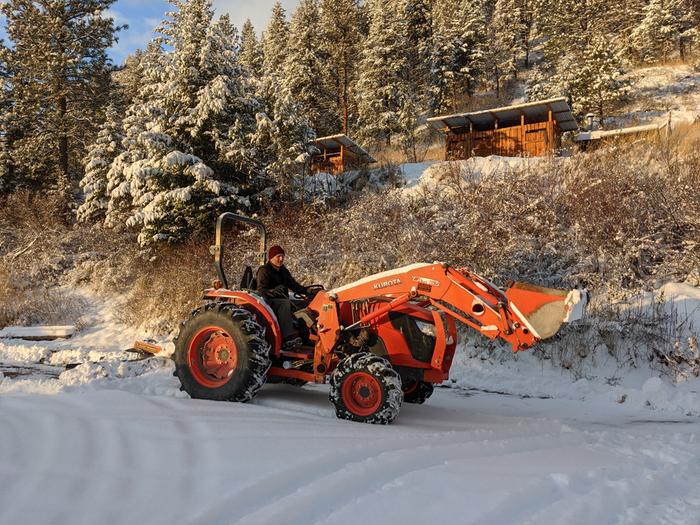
[573,122,666,141]
[312,134,376,164]
[427,97,578,133]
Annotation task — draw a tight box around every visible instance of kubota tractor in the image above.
[170,213,587,424]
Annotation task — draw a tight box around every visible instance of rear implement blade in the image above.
[506,283,587,340]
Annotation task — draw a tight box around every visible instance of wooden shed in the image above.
[427,98,578,160]
[573,122,668,151]
[310,134,376,175]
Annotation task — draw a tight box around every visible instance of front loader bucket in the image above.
[505,283,587,340]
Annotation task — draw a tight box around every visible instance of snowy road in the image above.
[2,383,699,525]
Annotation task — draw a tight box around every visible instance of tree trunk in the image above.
[59,94,69,180]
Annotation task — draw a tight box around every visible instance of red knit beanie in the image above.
[268,245,285,260]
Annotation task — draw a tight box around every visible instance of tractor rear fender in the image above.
[203,289,282,356]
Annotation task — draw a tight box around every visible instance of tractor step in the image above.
[279,346,314,360]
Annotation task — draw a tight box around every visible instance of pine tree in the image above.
[318,0,363,133]
[355,0,412,145]
[431,0,487,111]
[283,0,335,135]
[0,39,13,192]
[631,0,698,62]
[113,49,147,110]
[404,0,434,109]
[518,0,537,68]
[0,0,120,194]
[566,35,629,124]
[537,0,608,60]
[240,19,263,77]
[105,0,255,246]
[77,105,124,223]
[263,2,290,76]
[250,76,315,199]
[487,0,525,98]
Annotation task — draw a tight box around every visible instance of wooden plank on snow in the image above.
[0,325,76,340]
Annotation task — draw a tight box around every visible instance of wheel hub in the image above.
[342,372,382,415]
[201,332,237,379]
[188,327,239,388]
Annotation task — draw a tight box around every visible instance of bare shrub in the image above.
[0,261,88,327]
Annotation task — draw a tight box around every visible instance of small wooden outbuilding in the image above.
[310,134,376,175]
[573,122,667,151]
[427,97,578,160]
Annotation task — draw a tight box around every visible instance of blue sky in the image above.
[1,0,300,65]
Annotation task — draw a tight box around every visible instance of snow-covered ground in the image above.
[2,376,699,524]
[619,63,700,127]
[1,282,700,524]
[2,155,699,524]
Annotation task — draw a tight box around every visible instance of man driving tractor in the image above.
[256,245,311,350]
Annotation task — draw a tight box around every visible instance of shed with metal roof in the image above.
[310,134,376,175]
[427,97,577,160]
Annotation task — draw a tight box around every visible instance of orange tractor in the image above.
[170,213,586,424]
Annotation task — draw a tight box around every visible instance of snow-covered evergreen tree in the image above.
[113,49,147,109]
[0,39,13,193]
[262,2,290,76]
[525,62,560,101]
[0,0,120,192]
[240,19,263,77]
[631,0,698,62]
[250,76,315,199]
[77,105,124,223]
[318,0,363,133]
[356,0,414,146]
[431,0,487,111]
[517,0,538,68]
[487,0,525,98]
[537,0,607,60]
[105,0,255,246]
[283,0,335,135]
[566,36,629,124]
[404,0,434,108]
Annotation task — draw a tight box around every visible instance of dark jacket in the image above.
[256,262,306,301]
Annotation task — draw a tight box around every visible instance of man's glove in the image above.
[271,285,288,298]
[304,285,323,297]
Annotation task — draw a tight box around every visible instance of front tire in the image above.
[173,303,271,402]
[329,352,402,424]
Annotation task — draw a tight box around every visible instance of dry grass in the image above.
[0,191,134,328]
[2,130,698,376]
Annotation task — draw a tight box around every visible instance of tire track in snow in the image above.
[468,431,700,525]
[249,431,596,525]
[184,420,584,525]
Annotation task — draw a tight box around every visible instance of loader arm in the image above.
[308,263,586,364]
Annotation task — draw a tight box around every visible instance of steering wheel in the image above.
[293,284,325,299]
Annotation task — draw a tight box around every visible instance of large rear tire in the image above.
[173,303,271,402]
[329,352,402,424]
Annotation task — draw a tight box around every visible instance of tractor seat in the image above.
[240,265,257,290]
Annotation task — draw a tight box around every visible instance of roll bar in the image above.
[210,213,267,289]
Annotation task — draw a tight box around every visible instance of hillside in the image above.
[2,48,700,525]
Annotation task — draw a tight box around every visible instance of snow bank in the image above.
[449,281,700,417]
[400,156,546,195]
[614,63,700,128]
